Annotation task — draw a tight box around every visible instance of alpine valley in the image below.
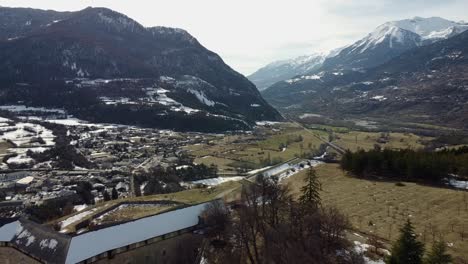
[0,7,282,132]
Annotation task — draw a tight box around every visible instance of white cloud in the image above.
[0,0,466,75]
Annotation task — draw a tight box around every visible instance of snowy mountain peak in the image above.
[248,53,326,90]
[351,25,421,54]
[381,16,468,40]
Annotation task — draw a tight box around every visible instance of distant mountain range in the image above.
[250,17,468,90]
[255,17,468,129]
[0,6,282,132]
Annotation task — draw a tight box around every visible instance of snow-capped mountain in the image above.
[262,25,468,130]
[248,53,327,91]
[321,26,422,71]
[385,16,468,41]
[0,7,282,132]
[321,17,468,72]
[254,16,468,92]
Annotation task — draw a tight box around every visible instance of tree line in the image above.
[340,147,468,183]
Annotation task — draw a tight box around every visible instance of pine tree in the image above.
[103,190,111,201]
[299,167,321,208]
[386,219,424,264]
[111,187,119,200]
[425,241,452,264]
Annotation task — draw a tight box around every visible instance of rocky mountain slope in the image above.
[262,29,468,129]
[0,7,282,132]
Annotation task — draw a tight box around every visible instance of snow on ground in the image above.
[0,120,56,166]
[39,238,58,250]
[255,121,281,126]
[187,88,215,107]
[0,105,66,114]
[185,176,244,187]
[99,97,137,105]
[176,165,190,170]
[275,160,323,181]
[354,241,385,264]
[73,205,88,213]
[299,113,323,119]
[0,117,11,123]
[16,223,36,247]
[60,209,98,230]
[446,178,468,190]
[247,166,272,175]
[0,122,55,146]
[371,95,387,101]
[7,154,34,165]
[146,87,199,114]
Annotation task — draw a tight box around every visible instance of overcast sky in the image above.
[1,0,467,75]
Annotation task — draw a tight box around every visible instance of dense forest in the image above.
[340,147,468,183]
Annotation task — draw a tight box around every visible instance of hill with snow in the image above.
[0,7,282,132]
[261,18,468,130]
[248,53,327,91]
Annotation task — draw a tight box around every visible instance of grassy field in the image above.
[333,131,432,152]
[284,164,468,260]
[0,141,14,157]
[186,123,327,172]
[97,204,175,225]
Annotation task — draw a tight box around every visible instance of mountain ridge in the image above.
[0,6,282,132]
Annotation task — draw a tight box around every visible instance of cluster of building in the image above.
[0,114,217,218]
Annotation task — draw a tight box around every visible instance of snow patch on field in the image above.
[371,95,387,101]
[445,177,468,190]
[256,121,281,126]
[354,241,385,264]
[7,154,34,165]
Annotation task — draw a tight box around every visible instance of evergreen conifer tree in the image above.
[299,167,321,208]
[111,187,119,200]
[386,219,424,264]
[425,241,452,264]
